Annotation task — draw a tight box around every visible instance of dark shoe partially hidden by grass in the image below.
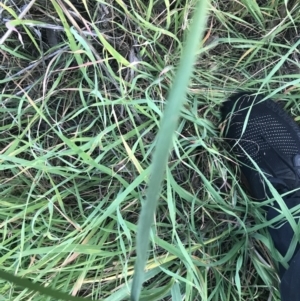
[221,92,300,301]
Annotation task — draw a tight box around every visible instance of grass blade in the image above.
[131,1,210,300]
[0,270,93,301]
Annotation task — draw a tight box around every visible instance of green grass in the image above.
[1,0,300,300]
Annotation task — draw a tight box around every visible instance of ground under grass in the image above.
[1,0,300,300]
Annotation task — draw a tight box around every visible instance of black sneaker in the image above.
[221,91,300,301]
[221,91,300,201]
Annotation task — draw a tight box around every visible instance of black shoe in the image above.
[221,91,300,301]
[221,91,300,201]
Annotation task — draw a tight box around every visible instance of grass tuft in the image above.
[1,0,300,300]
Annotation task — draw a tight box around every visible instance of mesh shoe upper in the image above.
[222,92,300,200]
